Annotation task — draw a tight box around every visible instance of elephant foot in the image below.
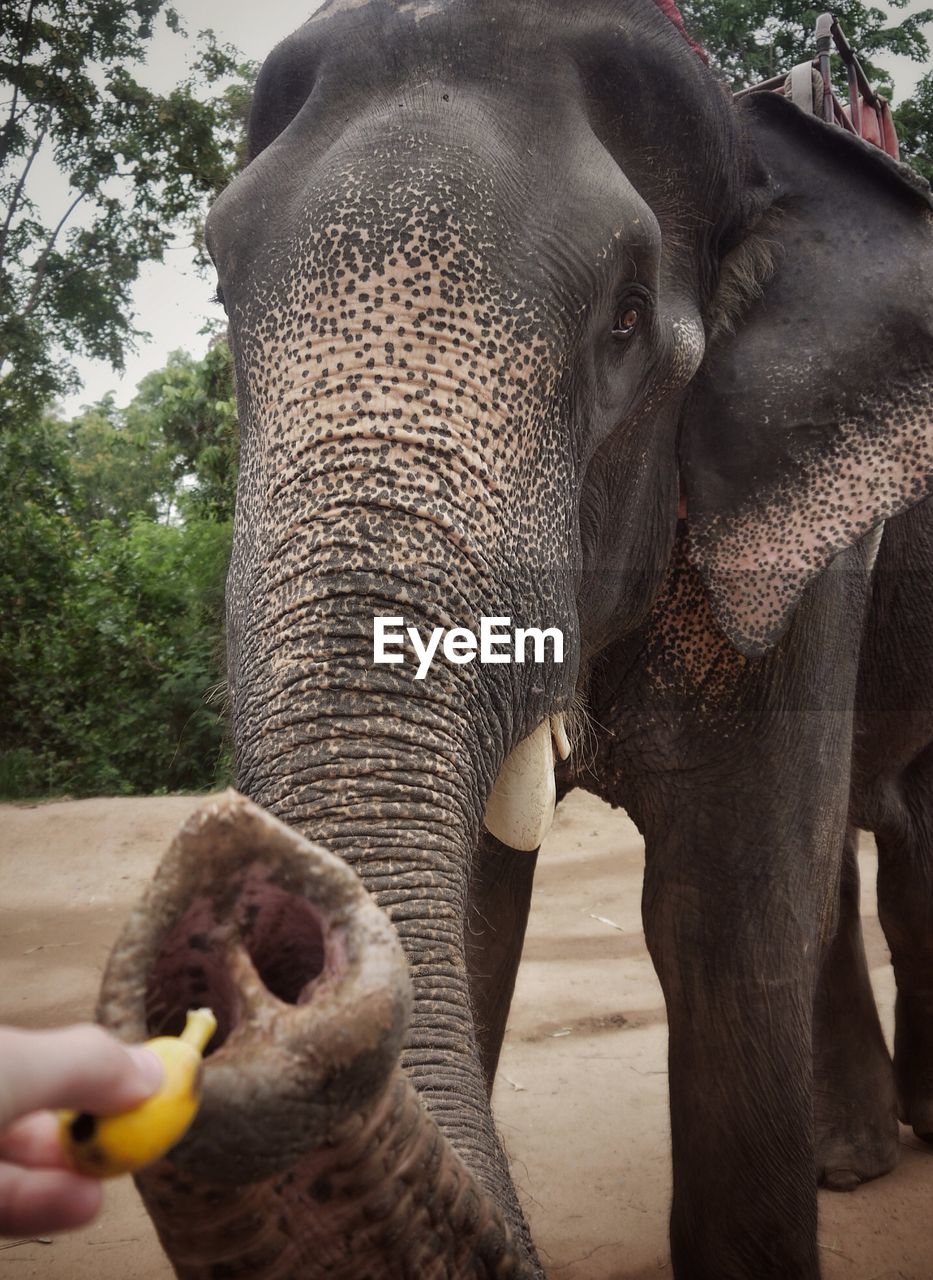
[816,1131,898,1191]
[897,1086,933,1143]
[813,829,898,1193]
[815,1077,899,1191]
[892,998,933,1143]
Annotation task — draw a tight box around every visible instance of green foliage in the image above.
[0,3,246,797]
[0,344,237,799]
[58,393,175,526]
[0,0,255,423]
[126,339,239,521]
[895,69,933,180]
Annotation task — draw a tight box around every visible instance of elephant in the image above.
[96,0,933,1276]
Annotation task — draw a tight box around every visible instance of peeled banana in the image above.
[60,1007,217,1178]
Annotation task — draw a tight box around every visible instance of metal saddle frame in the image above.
[736,11,901,158]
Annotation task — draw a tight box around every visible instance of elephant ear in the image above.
[680,91,933,657]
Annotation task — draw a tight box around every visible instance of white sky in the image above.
[55,0,932,415]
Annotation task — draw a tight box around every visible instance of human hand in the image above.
[0,1024,163,1235]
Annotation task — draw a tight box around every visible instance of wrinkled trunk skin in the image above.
[212,575,551,1275]
[98,134,580,1274]
[99,792,532,1278]
[99,573,552,1278]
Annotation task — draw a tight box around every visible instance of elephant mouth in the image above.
[144,871,333,1051]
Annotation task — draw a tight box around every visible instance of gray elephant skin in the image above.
[96,1,933,1277]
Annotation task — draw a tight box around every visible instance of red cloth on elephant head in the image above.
[651,0,709,64]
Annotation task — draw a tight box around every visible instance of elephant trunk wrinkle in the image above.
[233,707,489,854]
[231,696,540,1207]
[138,1069,533,1279]
[255,506,517,595]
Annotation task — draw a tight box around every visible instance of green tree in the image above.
[0,342,236,800]
[0,0,254,424]
[126,337,238,521]
[46,337,238,528]
[58,392,175,526]
[895,68,933,180]
[0,507,232,797]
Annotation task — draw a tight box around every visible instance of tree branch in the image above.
[20,189,86,321]
[0,0,38,170]
[5,99,38,138]
[0,121,48,270]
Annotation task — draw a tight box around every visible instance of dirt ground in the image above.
[1,791,932,1279]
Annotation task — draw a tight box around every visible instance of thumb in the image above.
[0,1025,163,1129]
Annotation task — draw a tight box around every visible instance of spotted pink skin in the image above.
[683,95,933,657]
[689,375,933,656]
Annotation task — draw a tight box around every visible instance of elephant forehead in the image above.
[215,113,661,331]
[309,0,449,21]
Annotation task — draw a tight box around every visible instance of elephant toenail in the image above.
[825,1168,860,1192]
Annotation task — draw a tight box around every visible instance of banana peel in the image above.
[59,1008,216,1179]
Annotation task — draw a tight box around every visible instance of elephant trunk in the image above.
[227,560,518,1114]
[98,791,536,1278]
[106,134,574,1269]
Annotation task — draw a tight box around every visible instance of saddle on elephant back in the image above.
[737,10,901,157]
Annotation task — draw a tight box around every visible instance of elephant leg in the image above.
[876,741,933,1141]
[813,824,898,1189]
[466,831,538,1095]
[641,805,824,1280]
[587,534,873,1278]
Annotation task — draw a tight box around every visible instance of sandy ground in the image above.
[1,791,932,1279]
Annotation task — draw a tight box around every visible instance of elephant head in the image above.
[97,1,933,1276]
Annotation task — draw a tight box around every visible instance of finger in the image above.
[0,1161,101,1236]
[0,1026,162,1129]
[0,1113,64,1169]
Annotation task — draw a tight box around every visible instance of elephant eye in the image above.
[612,305,641,340]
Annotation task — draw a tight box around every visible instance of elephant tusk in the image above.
[551,713,571,761]
[483,714,571,851]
